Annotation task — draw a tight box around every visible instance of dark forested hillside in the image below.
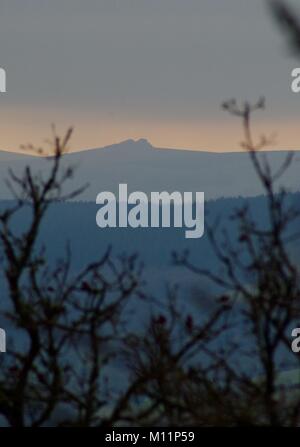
[1,192,299,298]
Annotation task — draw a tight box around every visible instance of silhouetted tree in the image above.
[0,129,143,426]
[269,0,300,54]
[121,99,300,426]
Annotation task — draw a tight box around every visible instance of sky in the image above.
[0,0,300,152]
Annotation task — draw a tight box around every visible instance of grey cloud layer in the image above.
[0,0,299,120]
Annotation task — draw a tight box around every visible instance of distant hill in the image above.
[0,139,299,200]
[0,150,34,162]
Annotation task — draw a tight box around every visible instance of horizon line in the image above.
[1,137,300,157]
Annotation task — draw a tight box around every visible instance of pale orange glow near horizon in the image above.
[1,106,300,154]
